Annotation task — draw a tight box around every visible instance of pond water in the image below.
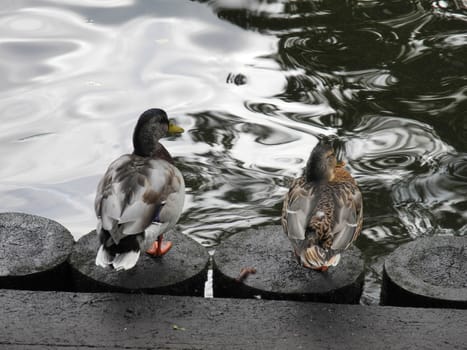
[0,0,466,304]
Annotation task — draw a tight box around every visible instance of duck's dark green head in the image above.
[133,108,184,157]
[305,138,337,183]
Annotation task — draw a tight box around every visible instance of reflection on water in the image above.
[0,0,466,304]
[346,115,453,180]
[393,153,467,235]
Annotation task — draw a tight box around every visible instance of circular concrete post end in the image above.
[69,230,209,296]
[382,235,467,309]
[0,212,74,291]
[213,225,364,303]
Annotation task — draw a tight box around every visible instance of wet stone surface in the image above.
[409,245,467,288]
[213,225,364,303]
[69,230,209,296]
[0,212,74,290]
[382,235,467,308]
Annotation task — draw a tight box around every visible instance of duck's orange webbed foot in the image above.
[146,235,173,257]
[235,267,257,282]
[312,265,329,272]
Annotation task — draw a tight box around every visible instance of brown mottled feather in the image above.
[282,147,363,270]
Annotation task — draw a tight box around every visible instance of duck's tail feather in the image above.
[112,250,141,271]
[95,244,113,268]
[95,244,141,271]
[95,231,143,271]
[301,245,341,269]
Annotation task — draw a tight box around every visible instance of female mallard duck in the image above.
[281,138,363,271]
[94,108,185,271]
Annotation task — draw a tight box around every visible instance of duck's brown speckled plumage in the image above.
[281,140,363,271]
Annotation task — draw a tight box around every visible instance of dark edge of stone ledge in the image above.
[1,289,466,350]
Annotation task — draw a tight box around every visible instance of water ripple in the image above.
[279,25,401,71]
[392,153,467,237]
[44,0,136,7]
[345,115,453,182]
[175,111,299,245]
[0,8,111,90]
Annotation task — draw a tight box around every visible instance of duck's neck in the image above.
[133,127,156,156]
[153,143,174,163]
[305,162,333,183]
[133,139,155,157]
[132,118,168,158]
[133,142,173,163]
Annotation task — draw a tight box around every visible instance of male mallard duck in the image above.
[94,108,185,271]
[281,138,363,271]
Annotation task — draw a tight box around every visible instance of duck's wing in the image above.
[95,155,184,245]
[282,177,319,241]
[328,183,363,251]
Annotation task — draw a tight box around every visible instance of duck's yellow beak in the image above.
[168,121,184,134]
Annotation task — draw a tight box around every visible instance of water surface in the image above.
[1,0,466,304]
